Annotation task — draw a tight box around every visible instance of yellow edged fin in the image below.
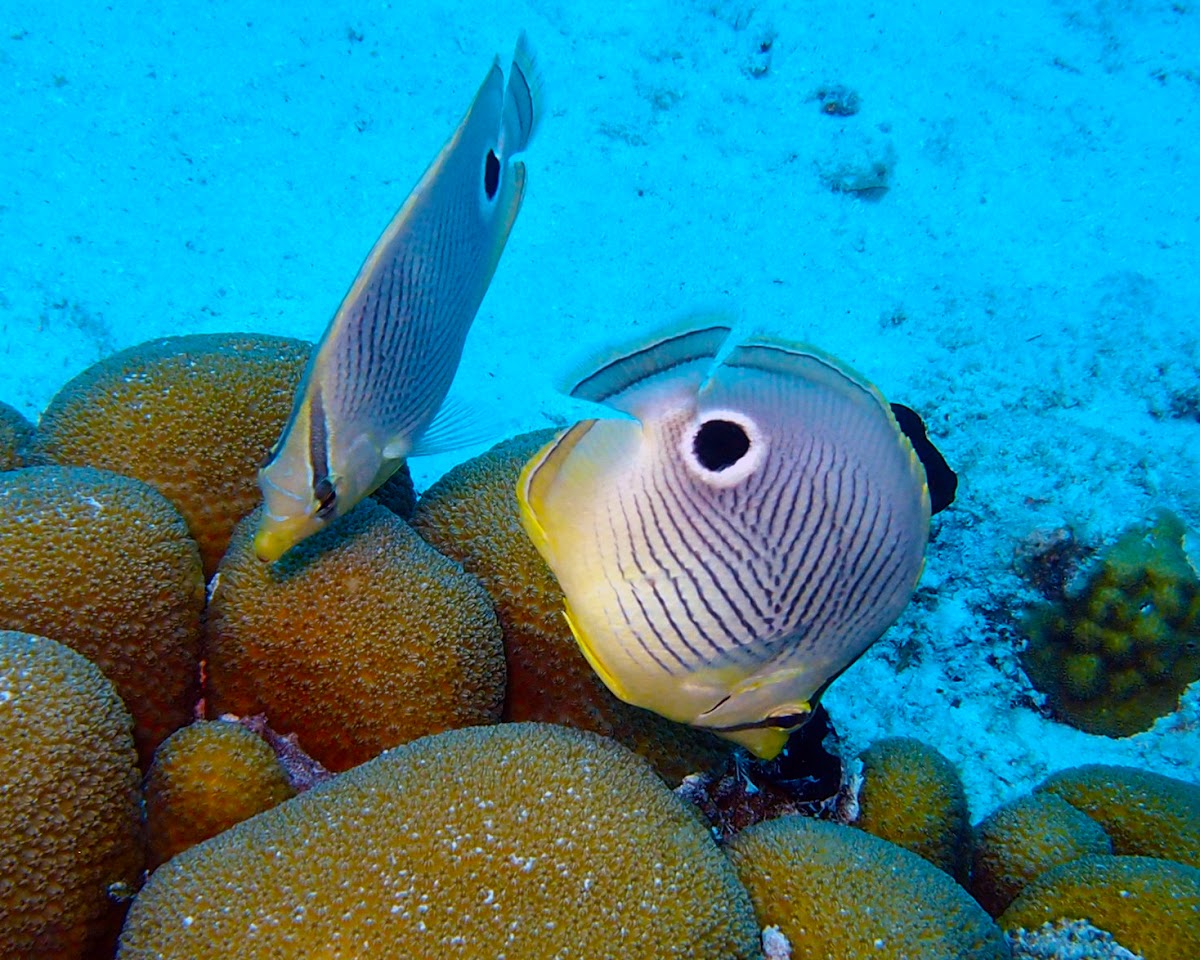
[562,599,635,702]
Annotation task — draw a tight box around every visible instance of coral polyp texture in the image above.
[1034,763,1200,868]
[115,723,762,960]
[32,333,312,578]
[998,854,1200,960]
[969,791,1112,917]
[725,815,1009,960]
[0,466,205,764]
[1019,509,1200,736]
[206,500,505,772]
[410,430,735,784]
[144,720,295,870]
[0,631,144,960]
[853,736,972,882]
[0,400,34,470]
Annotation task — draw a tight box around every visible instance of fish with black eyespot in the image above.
[518,320,945,759]
[255,34,542,563]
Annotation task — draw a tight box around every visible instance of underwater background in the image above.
[1,1,1198,957]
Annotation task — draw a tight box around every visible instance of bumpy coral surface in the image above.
[206,500,505,772]
[725,815,1009,960]
[33,333,311,578]
[116,723,762,960]
[854,736,972,882]
[411,430,735,784]
[0,631,144,959]
[0,400,34,470]
[970,791,1112,917]
[145,720,295,869]
[1020,509,1200,736]
[0,466,205,764]
[1035,763,1200,868]
[999,854,1200,960]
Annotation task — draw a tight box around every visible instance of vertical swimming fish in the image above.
[254,34,541,563]
[517,323,932,759]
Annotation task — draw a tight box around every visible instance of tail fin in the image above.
[502,31,543,156]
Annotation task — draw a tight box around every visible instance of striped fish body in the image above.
[254,34,540,563]
[518,324,931,759]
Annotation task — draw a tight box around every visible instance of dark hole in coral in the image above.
[694,419,750,472]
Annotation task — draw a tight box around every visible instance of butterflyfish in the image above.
[254,33,541,563]
[517,322,934,759]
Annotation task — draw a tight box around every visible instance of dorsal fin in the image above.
[503,32,543,156]
[720,336,891,416]
[570,322,732,407]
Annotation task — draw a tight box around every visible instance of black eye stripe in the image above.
[314,476,337,519]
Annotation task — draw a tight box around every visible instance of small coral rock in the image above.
[1035,763,1200,868]
[854,736,972,882]
[1019,509,1200,736]
[0,466,205,764]
[999,854,1200,960]
[0,400,34,470]
[411,430,735,783]
[0,631,144,959]
[726,816,1009,959]
[116,723,762,959]
[206,500,505,771]
[33,333,311,578]
[145,720,295,869]
[970,791,1112,917]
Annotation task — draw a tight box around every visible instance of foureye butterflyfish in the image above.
[517,322,932,759]
[254,34,542,563]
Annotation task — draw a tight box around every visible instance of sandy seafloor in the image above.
[1,0,1197,823]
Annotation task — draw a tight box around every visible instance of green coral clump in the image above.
[854,737,973,883]
[1020,509,1200,736]
[726,816,1009,960]
[117,723,761,959]
[0,401,34,470]
[1034,763,1200,868]
[970,791,1112,917]
[999,854,1200,960]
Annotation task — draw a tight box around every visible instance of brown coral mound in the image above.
[1035,763,1200,868]
[854,736,972,882]
[726,816,1009,960]
[411,430,735,784]
[145,720,295,870]
[0,631,144,959]
[116,723,761,960]
[33,333,311,578]
[999,854,1200,960]
[970,791,1112,917]
[0,466,205,764]
[206,500,505,771]
[0,400,34,470]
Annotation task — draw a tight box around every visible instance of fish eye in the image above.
[483,149,500,201]
[314,476,337,519]
[693,419,751,472]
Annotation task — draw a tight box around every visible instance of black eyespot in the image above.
[693,419,750,472]
[314,476,337,519]
[483,149,500,200]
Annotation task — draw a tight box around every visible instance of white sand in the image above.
[2,0,1197,820]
